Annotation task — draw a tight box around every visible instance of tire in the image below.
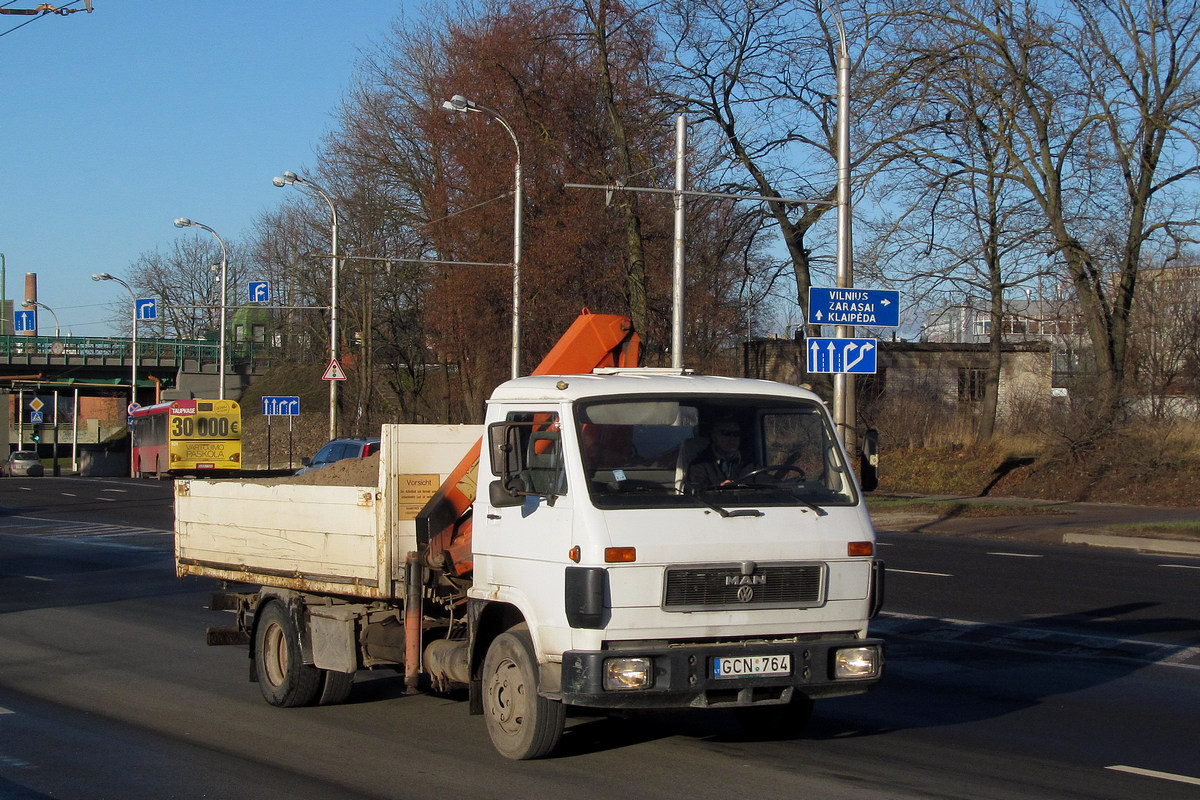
[254,601,322,707]
[482,629,565,760]
[735,694,815,740]
[317,668,355,705]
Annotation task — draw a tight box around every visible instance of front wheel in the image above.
[482,629,565,760]
[254,601,322,707]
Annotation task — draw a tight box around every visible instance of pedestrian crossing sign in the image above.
[322,359,347,381]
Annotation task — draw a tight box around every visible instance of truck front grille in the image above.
[662,562,826,611]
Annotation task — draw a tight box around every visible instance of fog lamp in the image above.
[833,646,879,679]
[604,657,653,690]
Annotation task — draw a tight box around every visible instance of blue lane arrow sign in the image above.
[249,281,270,303]
[808,287,900,328]
[806,337,878,374]
[136,298,157,320]
[14,309,35,333]
[262,395,301,416]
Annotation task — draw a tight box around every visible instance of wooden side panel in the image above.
[176,481,380,590]
[174,424,484,599]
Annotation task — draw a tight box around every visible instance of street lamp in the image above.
[174,217,228,400]
[273,171,340,442]
[815,2,855,452]
[93,272,137,477]
[23,299,59,337]
[442,93,524,380]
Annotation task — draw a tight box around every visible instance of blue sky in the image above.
[0,1,412,336]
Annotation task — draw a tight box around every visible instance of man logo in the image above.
[727,571,765,603]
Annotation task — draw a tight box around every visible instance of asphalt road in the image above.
[1,477,1198,798]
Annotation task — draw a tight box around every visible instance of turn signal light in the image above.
[568,545,581,563]
[604,547,636,563]
[847,541,874,557]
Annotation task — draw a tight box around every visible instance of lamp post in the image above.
[174,217,228,400]
[442,94,523,380]
[273,171,340,441]
[23,299,59,337]
[93,272,137,477]
[821,2,855,453]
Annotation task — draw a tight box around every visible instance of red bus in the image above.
[130,399,242,478]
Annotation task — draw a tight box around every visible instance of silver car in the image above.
[5,450,43,477]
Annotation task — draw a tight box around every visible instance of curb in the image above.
[1063,533,1200,557]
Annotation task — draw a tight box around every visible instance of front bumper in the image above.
[559,637,883,709]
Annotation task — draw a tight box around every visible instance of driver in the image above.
[686,419,759,488]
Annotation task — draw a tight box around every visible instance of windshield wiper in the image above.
[686,486,764,518]
[721,481,829,517]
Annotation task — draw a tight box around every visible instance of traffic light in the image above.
[31,424,41,443]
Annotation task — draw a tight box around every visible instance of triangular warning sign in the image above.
[322,359,347,381]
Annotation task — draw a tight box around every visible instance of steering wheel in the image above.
[737,464,806,484]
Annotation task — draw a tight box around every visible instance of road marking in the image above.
[23,576,53,582]
[987,552,1042,558]
[1160,564,1200,570]
[0,706,12,715]
[62,492,77,497]
[100,488,128,493]
[98,496,117,502]
[1107,765,1200,786]
[887,568,953,577]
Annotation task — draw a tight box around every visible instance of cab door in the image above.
[473,410,576,647]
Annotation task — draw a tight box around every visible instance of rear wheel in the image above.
[482,629,565,760]
[317,669,355,705]
[254,601,322,707]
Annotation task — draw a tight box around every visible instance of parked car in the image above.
[5,450,44,477]
[295,438,381,475]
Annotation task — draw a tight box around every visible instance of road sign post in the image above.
[262,395,301,470]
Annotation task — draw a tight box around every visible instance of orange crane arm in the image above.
[417,309,640,577]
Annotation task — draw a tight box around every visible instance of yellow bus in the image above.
[130,399,241,477]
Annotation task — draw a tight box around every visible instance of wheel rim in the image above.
[487,656,527,737]
[262,621,288,688]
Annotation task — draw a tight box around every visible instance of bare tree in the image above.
[127,235,245,343]
[897,0,1200,432]
[659,0,913,330]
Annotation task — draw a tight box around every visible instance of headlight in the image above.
[833,646,880,679]
[604,657,653,690]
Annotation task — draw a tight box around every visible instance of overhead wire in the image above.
[0,0,88,40]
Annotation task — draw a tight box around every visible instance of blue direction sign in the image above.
[262,395,301,416]
[30,410,43,423]
[249,281,270,303]
[13,309,35,333]
[808,287,900,328]
[136,298,157,320]
[807,337,878,374]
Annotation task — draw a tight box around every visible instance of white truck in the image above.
[175,312,884,760]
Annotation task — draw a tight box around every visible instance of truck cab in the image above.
[466,368,883,756]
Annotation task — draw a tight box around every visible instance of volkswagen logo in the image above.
[737,585,754,602]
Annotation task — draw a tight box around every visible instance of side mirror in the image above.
[301,457,312,467]
[489,479,524,508]
[860,428,879,492]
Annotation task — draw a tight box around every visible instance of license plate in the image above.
[712,654,792,679]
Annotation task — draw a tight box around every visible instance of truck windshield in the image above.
[575,396,857,510]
